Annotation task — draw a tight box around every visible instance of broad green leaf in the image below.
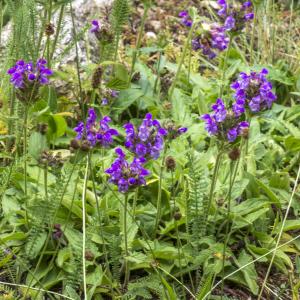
[233,207,269,229]
[28,132,48,160]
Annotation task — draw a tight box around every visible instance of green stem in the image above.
[44,164,48,200]
[70,3,84,116]
[154,147,167,235]
[24,105,29,227]
[123,193,130,287]
[50,5,65,61]
[132,188,138,216]
[219,35,233,98]
[206,150,223,217]
[82,158,89,300]
[130,4,150,78]
[169,23,195,99]
[88,153,115,295]
[220,161,235,300]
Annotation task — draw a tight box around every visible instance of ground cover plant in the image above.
[0,0,300,299]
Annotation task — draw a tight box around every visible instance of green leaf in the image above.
[285,136,300,152]
[47,114,67,140]
[28,132,48,160]
[274,220,300,233]
[56,247,71,268]
[233,207,269,229]
[235,250,258,295]
[196,272,214,300]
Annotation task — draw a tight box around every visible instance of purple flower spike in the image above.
[192,24,229,59]
[231,68,277,114]
[105,149,150,193]
[74,109,118,148]
[201,98,250,143]
[179,10,193,27]
[217,0,254,32]
[124,113,168,160]
[7,58,53,89]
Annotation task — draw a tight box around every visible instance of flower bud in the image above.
[70,138,80,150]
[228,147,240,161]
[165,156,176,172]
[91,66,103,89]
[80,140,91,152]
[174,211,182,220]
[45,23,55,36]
[85,250,95,261]
[37,123,48,135]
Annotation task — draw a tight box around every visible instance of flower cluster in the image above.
[202,98,249,142]
[231,69,277,115]
[8,59,52,88]
[74,108,118,149]
[217,0,254,32]
[124,113,168,160]
[178,11,192,27]
[192,24,229,59]
[106,113,188,192]
[202,68,276,142]
[105,148,150,193]
[7,59,53,104]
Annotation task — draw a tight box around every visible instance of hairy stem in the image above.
[130,4,150,78]
[123,193,130,287]
[154,147,167,235]
[169,23,195,99]
[207,150,223,218]
[82,158,89,300]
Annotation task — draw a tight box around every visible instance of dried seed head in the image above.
[131,72,141,82]
[70,138,80,150]
[163,101,172,110]
[85,250,95,261]
[91,66,103,89]
[228,147,240,161]
[174,211,182,221]
[240,127,249,139]
[45,23,55,36]
[80,140,91,152]
[37,123,48,135]
[165,156,176,172]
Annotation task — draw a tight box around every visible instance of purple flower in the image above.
[217,0,254,32]
[227,127,238,142]
[179,10,193,27]
[212,98,227,122]
[124,113,168,160]
[201,114,218,135]
[74,108,118,148]
[192,24,229,59]
[231,68,277,114]
[201,98,249,143]
[91,20,100,33]
[105,148,150,193]
[224,15,235,31]
[7,59,53,89]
